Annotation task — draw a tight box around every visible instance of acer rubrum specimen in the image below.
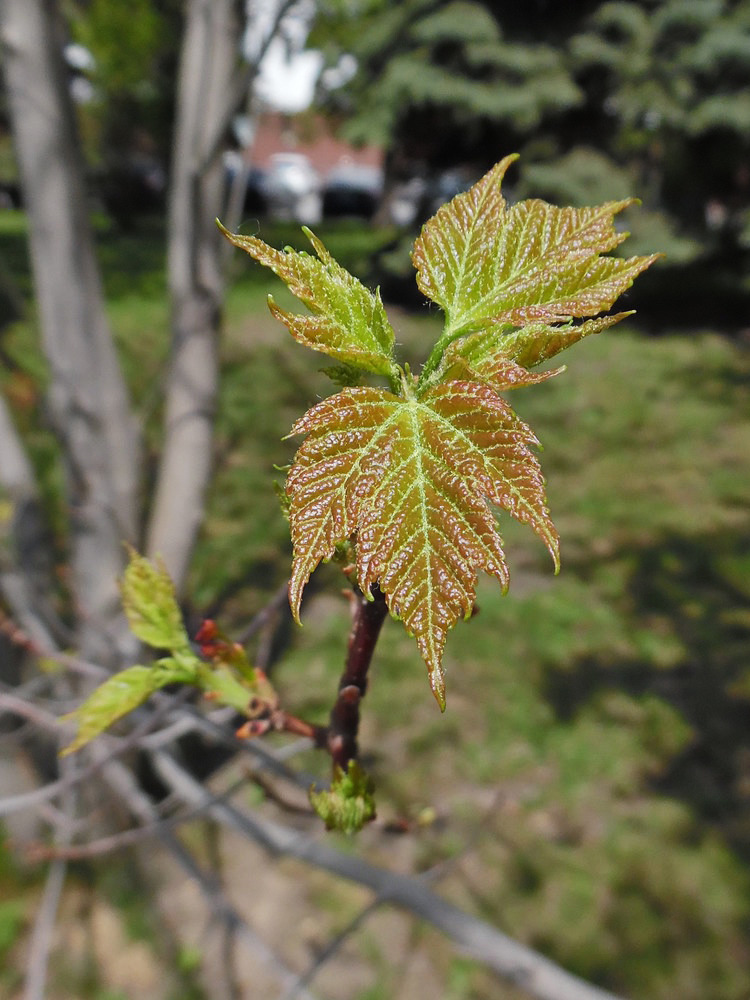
[221,154,658,709]
[64,155,657,833]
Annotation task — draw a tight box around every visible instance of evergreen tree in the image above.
[311,0,592,173]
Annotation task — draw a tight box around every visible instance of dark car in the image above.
[322,163,383,220]
[224,157,268,217]
[100,156,166,228]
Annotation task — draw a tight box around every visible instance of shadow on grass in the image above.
[543,528,750,854]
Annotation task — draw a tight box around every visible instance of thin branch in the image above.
[200,0,301,172]
[94,752,319,1000]
[282,821,495,1000]
[326,585,388,770]
[281,898,382,1000]
[0,779,66,820]
[0,692,61,732]
[151,750,627,1000]
[0,699,225,820]
[234,580,290,644]
[23,857,66,1000]
[26,775,250,862]
[0,610,108,680]
[168,702,319,789]
[245,771,314,818]
[23,754,75,1000]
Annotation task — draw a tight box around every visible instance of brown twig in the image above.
[234,590,393,763]
[326,585,389,771]
[234,708,327,746]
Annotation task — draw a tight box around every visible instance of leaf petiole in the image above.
[418,322,475,390]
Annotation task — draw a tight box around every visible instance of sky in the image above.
[245,0,356,113]
[245,0,320,112]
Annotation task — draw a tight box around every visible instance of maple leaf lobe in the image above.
[219,222,398,379]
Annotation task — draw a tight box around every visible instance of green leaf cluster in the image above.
[571,0,750,139]
[312,0,583,148]
[62,549,272,754]
[309,760,376,834]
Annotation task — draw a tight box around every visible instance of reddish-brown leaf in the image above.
[286,379,558,708]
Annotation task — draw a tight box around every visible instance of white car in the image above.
[261,153,322,224]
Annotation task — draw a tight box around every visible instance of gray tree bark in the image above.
[0,0,141,667]
[0,393,58,652]
[145,0,244,593]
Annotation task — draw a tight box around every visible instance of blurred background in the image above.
[1,1,749,999]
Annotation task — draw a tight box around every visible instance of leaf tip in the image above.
[287,578,304,627]
[432,683,447,713]
[429,665,447,711]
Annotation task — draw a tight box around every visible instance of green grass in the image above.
[3,211,750,997]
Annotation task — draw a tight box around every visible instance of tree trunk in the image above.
[146,0,243,594]
[0,0,141,667]
[0,393,58,653]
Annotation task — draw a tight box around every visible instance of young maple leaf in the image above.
[218,221,400,384]
[221,156,659,709]
[285,375,556,708]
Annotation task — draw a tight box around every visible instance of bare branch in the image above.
[0,780,66,820]
[0,612,111,682]
[235,581,290,644]
[151,751,627,1000]
[94,752,319,1000]
[0,692,61,732]
[23,754,76,1000]
[24,857,67,1000]
[281,898,382,1000]
[25,775,250,862]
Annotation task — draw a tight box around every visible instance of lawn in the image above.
[1,210,750,998]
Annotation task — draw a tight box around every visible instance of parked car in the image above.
[223,153,268,216]
[99,155,166,228]
[0,181,21,209]
[260,153,322,224]
[322,163,383,219]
